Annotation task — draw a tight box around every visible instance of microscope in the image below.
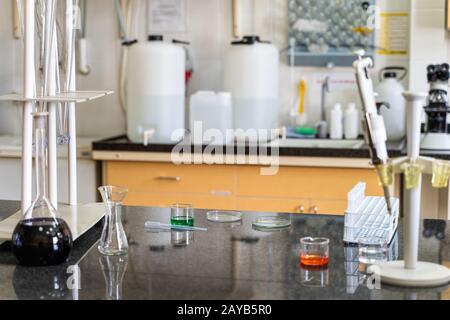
[421,63,450,151]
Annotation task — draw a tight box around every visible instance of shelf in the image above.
[0,90,114,103]
[286,51,375,67]
[287,0,376,67]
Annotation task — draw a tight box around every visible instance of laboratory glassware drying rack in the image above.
[0,0,112,241]
[287,0,376,67]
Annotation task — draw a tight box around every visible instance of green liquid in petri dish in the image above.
[171,216,194,227]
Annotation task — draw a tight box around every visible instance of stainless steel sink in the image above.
[265,138,365,149]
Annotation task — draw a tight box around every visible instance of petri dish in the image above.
[252,216,291,230]
[207,211,242,223]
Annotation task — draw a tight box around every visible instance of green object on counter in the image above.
[295,127,317,136]
[170,216,195,227]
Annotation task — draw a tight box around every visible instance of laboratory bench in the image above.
[91,136,450,220]
[0,200,448,300]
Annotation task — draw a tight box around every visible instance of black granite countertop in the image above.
[92,135,399,158]
[0,200,449,300]
[92,135,450,160]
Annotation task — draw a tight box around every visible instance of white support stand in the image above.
[369,92,450,288]
[21,0,35,214]
[48,26,59,209]
[0,1,113,235]
[66,0,78,206]
[68,103,77,205]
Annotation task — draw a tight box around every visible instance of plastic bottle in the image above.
[189,91,233,145]
[330,104,343,140]
[126,35,186,144]
[223,36,279,132]
[375,68,407,141]
[344,103,359,140]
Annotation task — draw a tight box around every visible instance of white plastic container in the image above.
[344,103,359,140]
[223,36,279,133]
[126,35,186,144]
[376,69,407,141]
[330,103,343,140]
[189,91,233,145]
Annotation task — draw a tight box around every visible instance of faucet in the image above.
[316,76,331,138]
[321,76,330,121]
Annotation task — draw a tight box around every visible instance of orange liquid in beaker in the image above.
[300,254,329,267]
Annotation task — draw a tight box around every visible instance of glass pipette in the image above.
[144,221,207,232]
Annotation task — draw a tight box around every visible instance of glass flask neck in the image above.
[35,116,48,199]
[22,112,57,220]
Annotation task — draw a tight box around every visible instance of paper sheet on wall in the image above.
[378,13,409,56]
[148,0,186,33]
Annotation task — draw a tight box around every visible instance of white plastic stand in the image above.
[0,1,113,236]
[368,92,450,288]
[66,0,78,206]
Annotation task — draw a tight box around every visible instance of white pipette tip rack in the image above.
[344,182,399,245]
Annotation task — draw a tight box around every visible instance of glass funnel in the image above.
[11,112,73,266]
[98,186,129,255]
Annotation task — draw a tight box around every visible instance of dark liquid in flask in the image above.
[12,218,73,266]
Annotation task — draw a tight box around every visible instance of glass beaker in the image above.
[11,112,73,266]
[171,230,194,247]
[300,266,329,288]
[358,238,388,265]
[432,160,450,188]
[170,204,194,227]
[98,186,129,256]
[401,161,423,190]
[300,237,330,268]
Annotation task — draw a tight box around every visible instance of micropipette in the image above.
[144,221,208,232]
[353,50,393,215]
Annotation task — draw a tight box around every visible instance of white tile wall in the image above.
[409,0,448,92]
[0,0,414,137]
[0,0,21,136]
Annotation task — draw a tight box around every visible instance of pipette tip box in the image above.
[343,182,399,245]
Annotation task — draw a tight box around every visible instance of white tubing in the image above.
[403,92,427,270]
[21,0,35,214]
[78,38,90,75]
[68,101,77,205]
[67,0,78,205]
[118,0,134,117]
[114,0,129,39]
[48,26,59,209]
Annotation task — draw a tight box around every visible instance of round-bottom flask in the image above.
[11,112,73,266]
